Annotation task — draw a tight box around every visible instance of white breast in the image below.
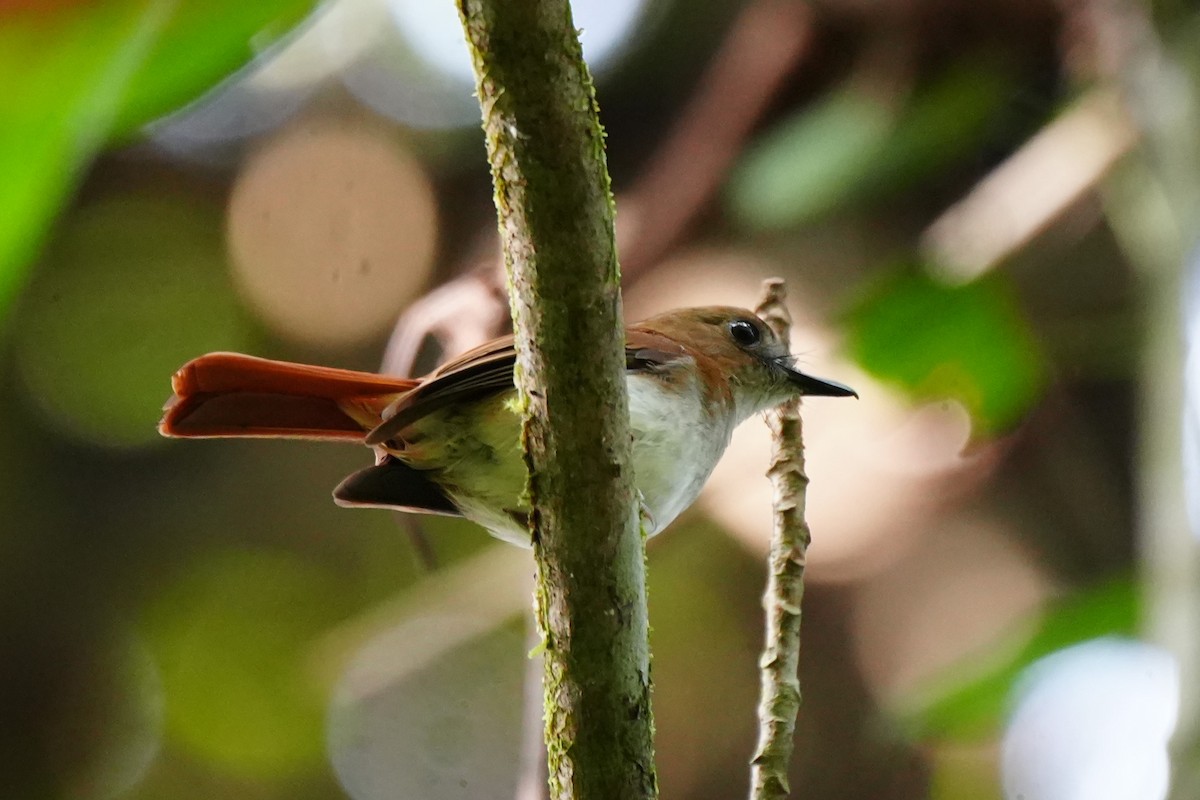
[626,369,735,535]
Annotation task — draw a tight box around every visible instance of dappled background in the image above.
[1,0,1197,798]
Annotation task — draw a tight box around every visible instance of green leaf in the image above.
[900,578,1139,740]
[727,90,895,230]
[727,62,1016,231]
[0,0,314,322]
[844,267,1046,433]
[111,0,314,136]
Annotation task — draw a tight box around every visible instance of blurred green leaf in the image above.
[901,578,1139,740]
[0,0,314,322]
[844,267,1046,433]
[12,194,249,449]
[727,62,1016,231]
[863,62,1016,196]
[728,90,895,230]
[111,1,312,135]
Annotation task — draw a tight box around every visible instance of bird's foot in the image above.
[637,492,657,536]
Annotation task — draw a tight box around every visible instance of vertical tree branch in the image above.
[516,616,549,800]
[456,2,657,799]
[749,279,810,800]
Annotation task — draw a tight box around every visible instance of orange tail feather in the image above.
[160,353,417,441]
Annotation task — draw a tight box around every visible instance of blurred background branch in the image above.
[381,0,815,376]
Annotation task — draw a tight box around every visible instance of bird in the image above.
[160,306,856,546]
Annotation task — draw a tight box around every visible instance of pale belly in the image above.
[625,372,734,533]
[396,372,734,545]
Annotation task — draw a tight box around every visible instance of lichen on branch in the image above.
[456,2,657,799]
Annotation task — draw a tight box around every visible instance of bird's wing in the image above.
[364,334,518,444]
[334,455,462,516]
[364,329,689,445]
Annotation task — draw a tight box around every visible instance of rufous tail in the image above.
[159,353,417,441]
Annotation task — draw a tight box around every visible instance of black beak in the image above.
[782,365,858,398]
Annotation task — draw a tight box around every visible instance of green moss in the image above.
[456,1,655,794]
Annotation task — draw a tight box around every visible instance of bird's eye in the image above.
[729,319,761,347]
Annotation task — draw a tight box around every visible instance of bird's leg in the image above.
[637,490,657,536]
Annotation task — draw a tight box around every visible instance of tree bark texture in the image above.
[456,2,657,799]
[749,279,810,800]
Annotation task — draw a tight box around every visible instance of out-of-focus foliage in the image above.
[11,195,248,448]
[863,63,1020,199]
[728,89,895,230]
[844,268,1046,434]
[902,578,1139,740]
[2,0,1195,798]
[0,0,314,319]
[142,547,350,775]
[727,62,1018,230]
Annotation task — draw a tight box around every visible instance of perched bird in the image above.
[160,306,855,545]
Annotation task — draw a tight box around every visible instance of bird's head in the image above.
[633,306,857,418]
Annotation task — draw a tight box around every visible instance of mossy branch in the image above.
[456,2,657,799]
[749,279,810,799]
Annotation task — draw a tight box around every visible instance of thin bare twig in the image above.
[749,279,811,800]
[616,0,813,279]
[397,513,439,572]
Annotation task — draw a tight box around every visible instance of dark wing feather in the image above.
[364,329,690,445]
[365,335,518,444]
[333,456,461,515]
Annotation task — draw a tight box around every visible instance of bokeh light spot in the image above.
[1002,638,1178,800]
[142,548,350,777]
[58,633,163,800]
[227,115,437,348]
[852,517,1050,700]
[389,0,649,85]
[12,195,248,449]
[328,617,525,800]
